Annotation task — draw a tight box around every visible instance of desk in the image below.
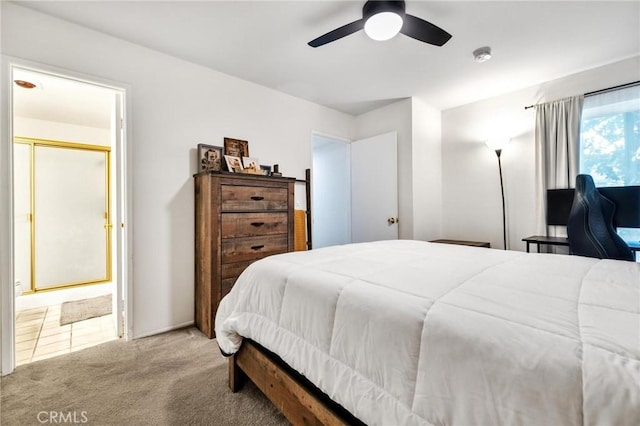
[523,235,640,256]
[522,236,570,253]
[430,239,491,248]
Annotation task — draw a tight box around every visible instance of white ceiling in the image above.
[13,68,115,129]
[13,0,640,116]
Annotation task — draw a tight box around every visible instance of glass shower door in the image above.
[34,144,110,290]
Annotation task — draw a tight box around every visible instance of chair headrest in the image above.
[575,174,596,197]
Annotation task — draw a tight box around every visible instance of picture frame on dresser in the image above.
[224,137,249,158]
[197,144,223,172]
[260,165,271,176]
[225,155,244,173]
[242,157,260,174]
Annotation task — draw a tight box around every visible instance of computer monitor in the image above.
[547,186,640,228]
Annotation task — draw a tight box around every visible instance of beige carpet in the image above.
[0,327,287,426]
[60,294,112,326]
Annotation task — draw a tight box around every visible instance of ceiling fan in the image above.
[308,0,452,48]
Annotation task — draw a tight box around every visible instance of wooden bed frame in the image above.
[229,340,365,426]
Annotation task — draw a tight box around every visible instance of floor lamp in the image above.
[486,139,510,250]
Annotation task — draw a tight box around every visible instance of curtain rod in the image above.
[524,80,640,110]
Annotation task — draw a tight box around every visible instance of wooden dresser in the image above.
[194,172,295,338]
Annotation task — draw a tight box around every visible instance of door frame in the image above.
[0,57,134,375]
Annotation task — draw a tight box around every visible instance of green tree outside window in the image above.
[580,110,640,187]
[580,95,640,247]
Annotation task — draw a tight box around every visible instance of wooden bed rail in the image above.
[230,340,364,426]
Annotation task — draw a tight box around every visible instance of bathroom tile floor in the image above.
[15,305,118,366]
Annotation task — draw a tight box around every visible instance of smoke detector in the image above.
[473,47,492,63]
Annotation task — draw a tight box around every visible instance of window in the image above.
[580,84,640,187]
[579,84,640,245]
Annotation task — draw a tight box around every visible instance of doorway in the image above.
[311,134,351,248]
[5,66,129,370]
[311,131,399,248]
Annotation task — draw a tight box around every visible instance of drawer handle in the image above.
[250,196,264,201]
[251,245,265,250]
[251,222,265,227]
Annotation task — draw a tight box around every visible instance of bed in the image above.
[215,240,640,425]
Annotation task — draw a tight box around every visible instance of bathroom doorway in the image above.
[7,66,129,369]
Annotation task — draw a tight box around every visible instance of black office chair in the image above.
[566,174,635,261]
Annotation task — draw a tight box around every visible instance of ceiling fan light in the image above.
[364,12,403,41]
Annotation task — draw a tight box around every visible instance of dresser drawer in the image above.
[221,185,288,211]
[220,259,257,298]
[222,212,288,238]
[222,259,257,281]
[221,235,288,263]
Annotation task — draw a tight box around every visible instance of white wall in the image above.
[355,99,413,238]
[14,117,110,146]
[312,135,351,248]
[411,98,442,241]
[441,56,640,250]
[1,3,355,339]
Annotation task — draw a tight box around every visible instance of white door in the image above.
[351,132,398,242]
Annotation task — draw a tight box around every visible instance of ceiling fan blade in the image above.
[308,19,364,47]
[400,14,452,46]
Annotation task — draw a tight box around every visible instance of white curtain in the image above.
[534,95,584,236]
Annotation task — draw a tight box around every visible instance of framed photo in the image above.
[259,165,272,176]
[224,155,244,173]
[197,144,223,172]
[224,138,249,158]
[242,157,260,174]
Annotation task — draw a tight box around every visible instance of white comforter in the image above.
[215,240,640,426]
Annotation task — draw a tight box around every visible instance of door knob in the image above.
[387,217,398,224]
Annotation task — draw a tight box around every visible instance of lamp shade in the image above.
[485,138,510,151]
[364,12,403,41]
